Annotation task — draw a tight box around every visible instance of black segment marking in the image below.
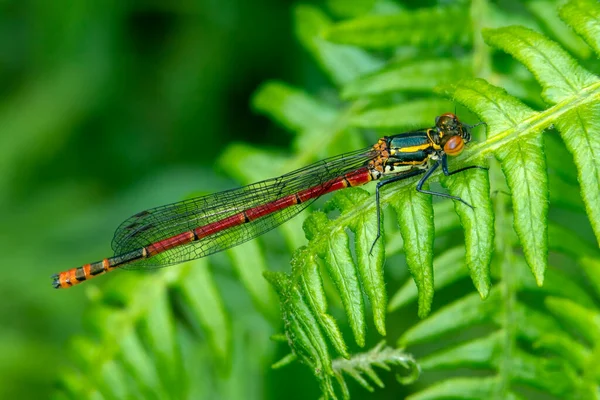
[75,268,86,282]
[90,262,105,276]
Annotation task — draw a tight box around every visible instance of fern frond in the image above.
[332,341,419,394]
[526,0,592,60]
[324,6,471,49]
[303,189,383,343]
[252,81,337,132]
[543,297,600,394]
[559,0,600,56]
[341,58,472,99]
[348,98,453,130]
[295,5,384,85]
[389,183,435,317]
[56,242,277,399]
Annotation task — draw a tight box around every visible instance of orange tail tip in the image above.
[51,274,61,289]
[51,250,144,289]
[51,268,85,289]
[52,260,104,289]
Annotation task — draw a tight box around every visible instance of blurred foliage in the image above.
[0,0,299,398]
[2,0,600,399]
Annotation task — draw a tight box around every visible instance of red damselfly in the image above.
[52,113,485,288]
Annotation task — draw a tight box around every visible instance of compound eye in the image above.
[444,135,465,156]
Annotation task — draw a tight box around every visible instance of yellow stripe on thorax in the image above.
[395,143,433,153]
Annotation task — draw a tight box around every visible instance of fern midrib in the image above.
[459,79,600,164]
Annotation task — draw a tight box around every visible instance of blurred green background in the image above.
[0,1,310,398]
[5,1,600,399]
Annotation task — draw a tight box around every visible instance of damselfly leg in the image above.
[370,169,426,254]
[369,155,487,254]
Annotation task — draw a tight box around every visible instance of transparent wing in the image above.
[111,147,378,269]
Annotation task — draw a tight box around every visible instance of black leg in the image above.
[368,155,486,255]
[441,153,488,176]
[369,168,426,254]
[416,159,474,208]
[465,121,487,130]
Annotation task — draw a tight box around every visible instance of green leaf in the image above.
[420,332,503,370]
[117,331,163,398]
[228,240,279,322]
[264,270,335,378]
[292,249,349,358]
[294,5,384,85]
[517,261,596,308]
[526,0,592,60]
[389,187,434,318]
[535,333,591,372]
[325,6,471,49]
[399,291,497,347]
[545,297,600,343]
[272,353,298,369]
[142,284,181,393]
[579,257,600,298]
[441,167,494,298]
[388,247,467,312]
[509,351,580,397]
[341,58,472,99]
[483,26,598,103]
[219,143,290,184]
[496,134,548,285]
[554,104,600,245]
[320,220,366,346]
[548,223,600,260]
[328,189,387,335]
[406,377,508,400]
[348,99,453,130]
[420,330,580,397]
[252,81,337,132]
[178,260,232,368]
[559,0,600,56]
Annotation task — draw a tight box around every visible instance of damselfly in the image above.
[52,113,485,289]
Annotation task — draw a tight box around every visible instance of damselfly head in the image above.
[435,113,469,140]
[435,113,472,156]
